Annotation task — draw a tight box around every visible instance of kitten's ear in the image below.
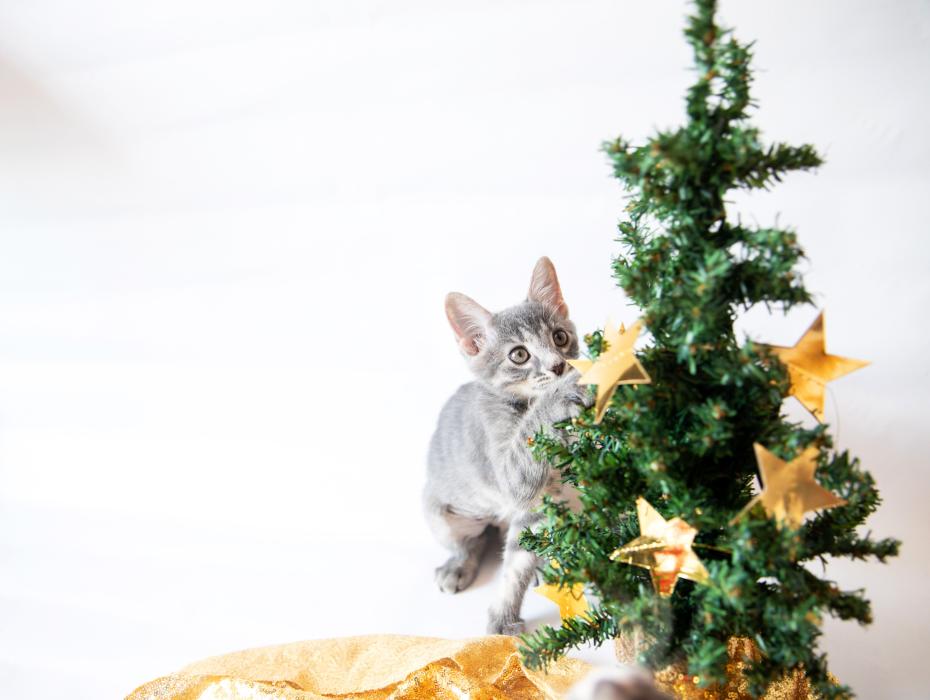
[528,256,569,318]
[445,292,492,356]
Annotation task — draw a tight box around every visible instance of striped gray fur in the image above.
[423,257,591,634]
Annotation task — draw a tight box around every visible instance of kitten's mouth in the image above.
[507,377,554,397]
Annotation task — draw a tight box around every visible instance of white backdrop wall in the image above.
[1,2,928,698]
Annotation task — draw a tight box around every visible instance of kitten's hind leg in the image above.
[426,502,491,594]
[487,512,542,635]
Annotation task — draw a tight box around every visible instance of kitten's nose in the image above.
[550,361,566,376]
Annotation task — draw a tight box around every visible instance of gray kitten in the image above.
[424,257,589,635]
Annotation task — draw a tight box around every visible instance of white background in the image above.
[1,1,928,698]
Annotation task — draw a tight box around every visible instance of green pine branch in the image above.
[518,1,898,697]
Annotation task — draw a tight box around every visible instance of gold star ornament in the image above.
[534,582,590,620]
[567,320,651,424]
[764,311,868,421]
[742,443,846,529]
[610,497,709,597]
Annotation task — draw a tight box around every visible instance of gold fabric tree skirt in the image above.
[127,635,823,699]
[125,635,590,700]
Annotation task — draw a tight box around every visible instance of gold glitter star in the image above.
[568,320,651,423]
[611,497,709,597]
[743,443,846,529]
[534,582,590,620]
[763,311,868,421]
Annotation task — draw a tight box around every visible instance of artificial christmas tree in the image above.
[519,1,899,697]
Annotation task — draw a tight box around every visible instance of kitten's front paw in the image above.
[577,385,595,410]
[551,387,588,426]
[552,371,593,408]
[435,558,479,594]
[486,611,525,636]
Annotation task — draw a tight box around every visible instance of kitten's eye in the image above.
[508,346,530,364]
[553,329,569,347]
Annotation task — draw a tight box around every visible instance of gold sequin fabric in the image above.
[618,637,824,700]
[125,635,590,700]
